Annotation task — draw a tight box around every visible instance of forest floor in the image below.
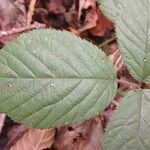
[0,0,138,150]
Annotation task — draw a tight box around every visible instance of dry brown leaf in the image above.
[78,0,96,19]
[33,0,77,28]
[46,0,65,14]
[78,118,103,150]
[46,0,75,14]
[142,83,150,89]
[9,128,55,150]
[0,113,5,135]
[78,8,98,32]
[4,125,28,150]
[68,27,80,36]
[0,0,26,30]
[89,10,114,36]
[78,0,98,32]
[0,0,27,46]
[53,118,103,150]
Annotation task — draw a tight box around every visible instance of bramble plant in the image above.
[0,0,150,149]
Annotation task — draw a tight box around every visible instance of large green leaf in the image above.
[104,89,150,150]
[116,0,150,83]
[98,0,119,22]
[0,29,117,128]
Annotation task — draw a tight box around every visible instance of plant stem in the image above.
[0,22,46,38]
[98,35,117,49]
[27,0,37,25]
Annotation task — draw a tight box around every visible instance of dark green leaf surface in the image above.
[0,29,117,128]
[116,0,150,83]
[104,90,150,150]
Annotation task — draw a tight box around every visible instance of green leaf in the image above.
[116,0,150,83]
[104,89,150,150]
[0,29,117,129]
[98,0,119,22]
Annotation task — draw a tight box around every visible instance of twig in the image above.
[98,36,117,49]
[27,0,37,25]
[117,79,140,89]
[0,22,46,38]
[0,114,5,135]
[112,100,119,107]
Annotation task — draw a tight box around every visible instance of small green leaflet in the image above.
[104,89,150,150]
[116,0,150,83]
[0,29,117,128]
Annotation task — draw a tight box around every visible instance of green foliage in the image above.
[0,1,150,149]
[100,0,150,83]
[104,90,150,150]
[116,0,150,83]
[100,0,150,149]
[0,29,117,128]
[98,0,119,22]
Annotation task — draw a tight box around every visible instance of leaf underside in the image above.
[116,0,150,83]
[104,89,150,150]
[0,29,117,128]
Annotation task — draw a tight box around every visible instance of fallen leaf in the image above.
[68,27,80,36]
[142,83,150,89]
[33,0,77,28]
[78,0,98,32]
[78,8,98,32]
[89,10,114,36]
[0,0,26,46]
[78,0,96,20]
[4,125,28,150]
[46,0,65,14]
[0,0,26,30]
[78,118,103,150]
[0,34,18,47]
[9,128,55,150]
[53,118,103,150]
